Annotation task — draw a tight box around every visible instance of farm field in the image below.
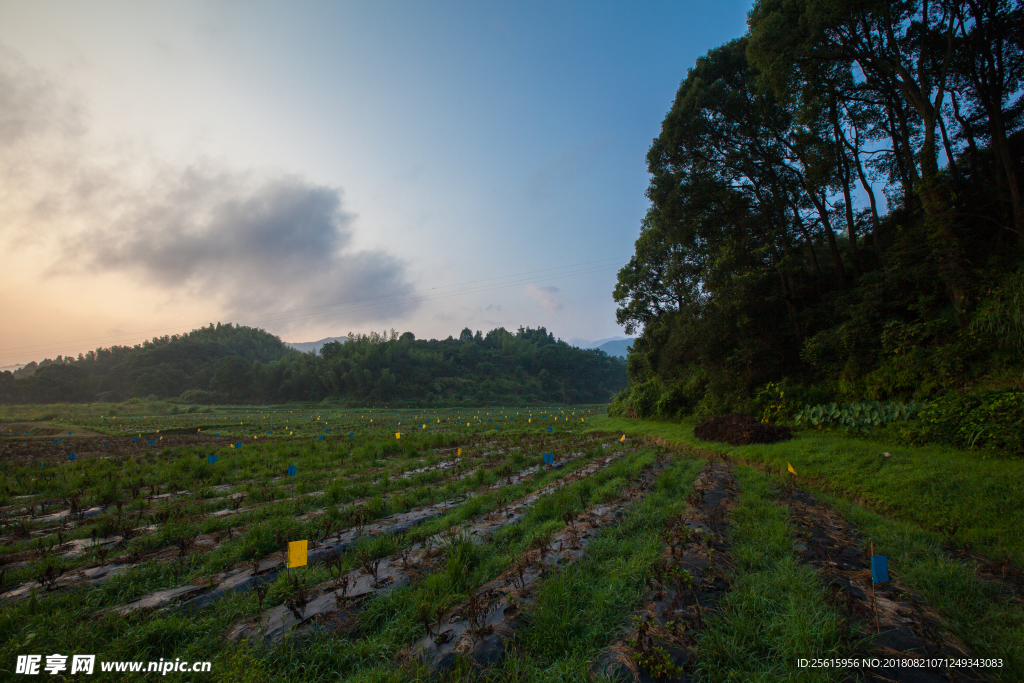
[0,405,1020,682]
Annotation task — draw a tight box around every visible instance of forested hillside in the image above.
[612,0,1024,420]
[0,324,625,405]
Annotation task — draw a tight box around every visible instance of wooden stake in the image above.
[870,541,880,633]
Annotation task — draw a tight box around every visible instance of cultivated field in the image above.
[0,405,1021,682]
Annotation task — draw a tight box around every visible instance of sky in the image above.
[0,0,754,367]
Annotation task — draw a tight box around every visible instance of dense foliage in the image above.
[0,324,625,406]
[612,0,1024,422]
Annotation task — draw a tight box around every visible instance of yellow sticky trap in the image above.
[288,540,308,568]
[457,448,462,457]
[620,434,625,442]
[395,432,401,439]
[787,462,797,476]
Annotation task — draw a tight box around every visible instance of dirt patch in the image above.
[693,414,792,446]
[1,422,103,439]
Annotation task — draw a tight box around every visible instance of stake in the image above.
[870,541,879,633]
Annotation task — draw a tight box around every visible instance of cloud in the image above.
[0,49,415,327]
[524,284,563,313]
[71,168,415,322]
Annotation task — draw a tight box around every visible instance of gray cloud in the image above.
[524,284,563,313]
[0,49,416,326]
[79,168,415,321]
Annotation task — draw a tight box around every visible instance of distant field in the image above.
[0,406,1020,681]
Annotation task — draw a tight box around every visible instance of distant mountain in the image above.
[566,336,633,350]
[285,336,348,354]
[594,339,632,358]
[564,336,634,358]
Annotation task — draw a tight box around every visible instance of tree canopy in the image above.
[1,323,625,406]
[612,0,1024,419]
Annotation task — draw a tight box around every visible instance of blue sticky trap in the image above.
[148,440,155,446]
[287,465,297,476]
[53,439,59,444]
[68,431,72,435]
[548,427,553,433]
[41,462,45,469]
[267,430,272,434]
[326,429,330,433]
[494,426,499,431]
[348,433,354,438]
[318,435,324,441]
[871,556,889,583]
[133,437,139,442]
[68,453,76,460]
[543,453,553,464]
[208,455,219,464]
[234,442,242,449]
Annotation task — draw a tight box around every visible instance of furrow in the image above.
[593,461,739,683]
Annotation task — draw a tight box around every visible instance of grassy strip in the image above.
[596,418,1024,680]
[3,435,611,591]
[216,447,661,683]
[0,447,654,682]
[467,455,707,682]
[694,465,854,682]
[590,415,1024,565]
[821,491,1024,683]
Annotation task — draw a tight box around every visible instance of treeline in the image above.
[0,324,626,406]
[612,0,1024,420]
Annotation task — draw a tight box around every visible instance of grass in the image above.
[694,465,853,682]
[590,415,1024,565]
[2,404,1022,681]
[590,415,1024,682]
[823,493,1024,682]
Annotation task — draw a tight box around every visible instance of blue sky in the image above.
[0,0,753,365]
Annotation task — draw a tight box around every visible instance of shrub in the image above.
[178,389,219,404]
[792,401,922,434]
[898,389,1024,455]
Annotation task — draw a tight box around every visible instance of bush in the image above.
[178,389,219,404]
[608,379,662,419]
[898,389,1024,455]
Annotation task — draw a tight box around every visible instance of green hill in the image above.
[0,324,625,406]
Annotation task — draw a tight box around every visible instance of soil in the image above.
[783,485,986,682]
[693,413,792,446]
[594,460,739,683]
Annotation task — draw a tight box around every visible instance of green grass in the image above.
[694,466,853,682]
[590,416,1024,682]
[481,455,706,681]
[4,405,1021,682]
[590,415,1024,565]
[823,493,1024,682]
